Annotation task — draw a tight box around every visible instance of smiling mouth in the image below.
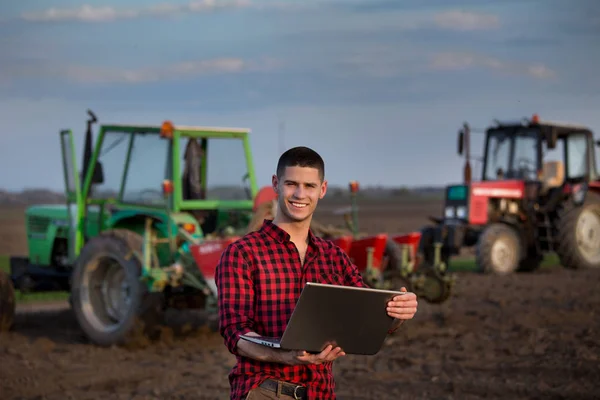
[290,201,308,209]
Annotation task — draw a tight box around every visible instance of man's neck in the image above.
[272,215,312,246]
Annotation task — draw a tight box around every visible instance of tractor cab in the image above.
[60,112,258,265]
[477,114,598,188]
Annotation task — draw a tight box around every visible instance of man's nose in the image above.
[293,186,306,198]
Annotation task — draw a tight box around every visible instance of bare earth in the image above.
[1,200,599,400]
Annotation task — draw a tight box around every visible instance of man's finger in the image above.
[323,347,344,362]
[389,298,418,307]
[389,306,418,314]
[388,308,418,318]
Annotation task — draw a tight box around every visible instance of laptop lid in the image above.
[279,282,405,355]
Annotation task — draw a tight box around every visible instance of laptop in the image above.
[239,282,406,355]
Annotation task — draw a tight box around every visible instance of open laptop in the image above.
[239,282,406,355]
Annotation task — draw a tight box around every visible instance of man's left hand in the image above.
[386,287,418,320]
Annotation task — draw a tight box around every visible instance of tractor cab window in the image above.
[565,132,588,180]
[121,132,171,205]
[484,131,510,180]
[90,132,130,199]
[484,129,539,181]
[512,132,538,181]
[179,136,251,201]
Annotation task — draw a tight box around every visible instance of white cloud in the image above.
[17,2,500,33]
[20,0,253,23]
[433,10,500,31]
[430,52,556,79]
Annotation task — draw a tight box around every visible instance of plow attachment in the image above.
[332,231,456,304]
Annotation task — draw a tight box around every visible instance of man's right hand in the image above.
[237,333,346,366]
[285,344,346,365]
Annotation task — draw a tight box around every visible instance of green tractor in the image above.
[1,111,260,346]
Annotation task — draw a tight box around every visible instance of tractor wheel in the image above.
[0,270,15,332]
[414,268,453,304]
[475,223,522,274]
[555,195,600,270]
[70,229,165,347]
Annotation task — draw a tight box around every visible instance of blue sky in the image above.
[1,0,599,192]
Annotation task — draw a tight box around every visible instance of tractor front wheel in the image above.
[475,223,522,274]
[556,196,600,270]
[0,270,15,332]
[70,229,165,347]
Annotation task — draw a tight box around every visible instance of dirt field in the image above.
[1,200,600,400]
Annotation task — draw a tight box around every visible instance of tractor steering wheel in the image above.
[515,158,537,180]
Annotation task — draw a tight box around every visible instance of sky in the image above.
[1,0,599,192]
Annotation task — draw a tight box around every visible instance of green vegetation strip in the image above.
[0,255,70,304]
[448,253,561,272]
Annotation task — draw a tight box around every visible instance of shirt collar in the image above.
[260,219,322,252]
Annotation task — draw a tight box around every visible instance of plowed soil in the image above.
[1,200,599,400]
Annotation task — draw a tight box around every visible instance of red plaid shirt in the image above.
[216,219,368,399]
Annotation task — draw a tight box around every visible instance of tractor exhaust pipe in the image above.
[458,122,472,184]
[82,110,98,187]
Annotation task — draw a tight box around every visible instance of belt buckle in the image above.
[292,385,303,400]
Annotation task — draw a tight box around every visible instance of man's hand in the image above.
[236,333,346,366]
[287,344,346,365]
[387,287,418,320]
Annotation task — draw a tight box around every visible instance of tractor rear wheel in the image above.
[556,195,600,270]
[0,270,15,332]
[475,223,522,274]
[70,229,165,347]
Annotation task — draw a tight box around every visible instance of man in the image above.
[216,146,418,399]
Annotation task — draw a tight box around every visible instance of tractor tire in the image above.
[0,270,15,332]
[416,268,453,304]
[555,195,600,270]
[70,229,165,347]
[475,223,522,275]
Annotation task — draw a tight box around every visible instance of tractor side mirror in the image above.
[458,130,464,155]
[92,161,104,184]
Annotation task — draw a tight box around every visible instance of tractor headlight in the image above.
[445,206,455,218]
[456,206,467,219]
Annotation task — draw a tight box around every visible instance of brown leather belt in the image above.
[259,379,307,399]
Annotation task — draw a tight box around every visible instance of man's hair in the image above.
[276,146,325,181]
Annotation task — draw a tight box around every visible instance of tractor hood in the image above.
[26,204,71,220]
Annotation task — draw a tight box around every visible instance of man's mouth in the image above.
[290,201,308,209]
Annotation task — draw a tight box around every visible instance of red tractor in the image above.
[421,114,600,274]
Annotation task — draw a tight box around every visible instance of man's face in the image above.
[272,166,327,223]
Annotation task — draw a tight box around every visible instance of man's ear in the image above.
[272,174,278,192]
[319,179,328,199]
